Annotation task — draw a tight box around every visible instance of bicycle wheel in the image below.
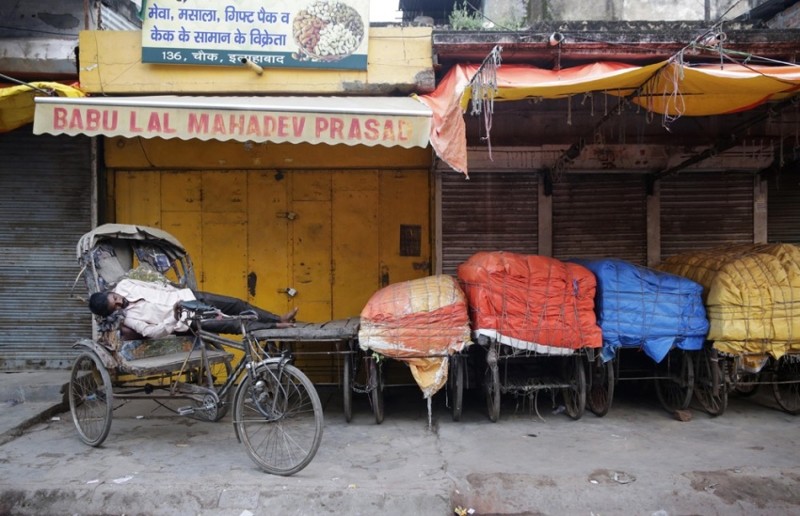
[655,350,694,413]
[187,359,233,422]
[233,363,323,476]
[448,354,464,421]
[694,347,727,417]
[368,356,384,424]
[587,356,614,417]
[69,351,113,447]
[562,356,586,420]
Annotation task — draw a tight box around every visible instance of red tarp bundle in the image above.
[358,275,472,397]
[457,251,602,352]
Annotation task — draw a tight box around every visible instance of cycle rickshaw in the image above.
[68,224,323,476]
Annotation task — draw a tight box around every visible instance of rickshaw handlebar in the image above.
[175,300,259,322]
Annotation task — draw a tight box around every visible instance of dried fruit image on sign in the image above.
[292,1,364,62]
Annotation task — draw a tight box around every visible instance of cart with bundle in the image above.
[357,275,472,423]
[68,224,323,476]
[573,258,708,416]
[660,243,800,416]
[457,251,602,422]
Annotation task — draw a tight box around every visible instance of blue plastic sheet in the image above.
[571,258,709,363]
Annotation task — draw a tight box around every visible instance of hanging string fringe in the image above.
[469,45,503,162]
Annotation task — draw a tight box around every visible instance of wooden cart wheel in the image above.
[587,355,614,417]
[655,350,694,413]
[69,351,114,447]
[734,373,760,397]
[484,362,500,422]
[448,354,464,421]
[342,348,353,423]
[563,356,586,420]
[368,356,384,424]
[772,356,800,415]
[694,347,727,417]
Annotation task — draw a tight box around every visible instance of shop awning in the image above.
[416,60,800,175]
[33,95,433,149]
[1,81,84,133]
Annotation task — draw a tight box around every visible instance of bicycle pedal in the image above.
[177,406,195,416]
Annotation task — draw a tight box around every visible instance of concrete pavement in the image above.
[0,370,69,446]
[1,370,800,515]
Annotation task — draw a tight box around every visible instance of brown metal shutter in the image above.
[440,171,538,275]
[552,174,647,264]
[661,173,754,258]
[0,129,93,369]
[768,169,800,244]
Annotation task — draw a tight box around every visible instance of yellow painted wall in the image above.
[104,136,431,170]
[110,164,431,383]
[78,28,434,95]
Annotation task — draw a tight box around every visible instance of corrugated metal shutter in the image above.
[661,173,754,258]
[440,171,538,275]
[768,169,800,244]
[0,129,92,369]
[552,174,647,264]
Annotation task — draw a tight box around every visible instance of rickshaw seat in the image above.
[117,336,232,376]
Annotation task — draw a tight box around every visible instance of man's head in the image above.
[88,291,129,317]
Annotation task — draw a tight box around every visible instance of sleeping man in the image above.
[88,278,297,339]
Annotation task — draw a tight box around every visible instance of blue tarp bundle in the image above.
[571,258,709,363]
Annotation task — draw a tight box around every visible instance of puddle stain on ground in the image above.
[687,469,800,508]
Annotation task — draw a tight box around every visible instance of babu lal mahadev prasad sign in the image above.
[141,0,369,70]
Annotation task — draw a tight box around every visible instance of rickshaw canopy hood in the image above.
[77,223,189,259]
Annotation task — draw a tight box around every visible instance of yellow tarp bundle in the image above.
[0,81,84,133]
[659,244,800,367]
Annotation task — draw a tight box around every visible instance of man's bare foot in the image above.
[281,307,299,322]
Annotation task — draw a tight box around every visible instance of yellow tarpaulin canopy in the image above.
[0,82,85,133]
[416,60,800,175]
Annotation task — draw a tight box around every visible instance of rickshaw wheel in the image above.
[368,356,384,424]
[654,350,694,413]
[694,347,727,417]
[772,356,800,415]
[188,359,233,422]
[342,349,353,423]
[448,354,464,421]
[484,364,500,422]
[69,351,113,447]
[587,356,614,417]
[563,356,586,420]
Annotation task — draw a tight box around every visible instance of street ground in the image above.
[1,375,799,515]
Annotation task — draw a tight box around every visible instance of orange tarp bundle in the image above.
[358,275,472,398]
[457,251,602,353]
